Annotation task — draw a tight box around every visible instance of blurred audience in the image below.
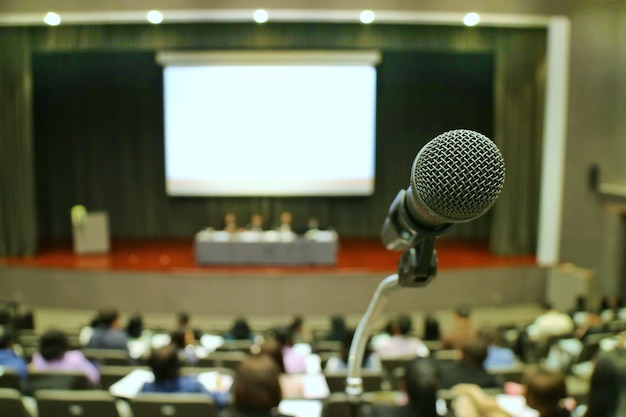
[526,302,575,344]
[584,333,626,417]
[228,354,288,417]
[169,329,198,366]
[325,315,348,342]
[226,318,254,341]
[441,305,478,350]
[324,328,381,372]
[289,315,312,344]
[423,313,441,342]
[87,309,129,351]
[454,368,570,417]
[125,314,144,340]
[276,211,293,233]
[32,329,100,385]
[175,311,198,346]
[142,344,230,408]
[438,338,501,390]
[480,327,516,370]
[0,324,28,385]
[223,212,241,233]
[372,314,429,359]
[246,214,265,232]
[365,357,445,417]
[274,326,309,374]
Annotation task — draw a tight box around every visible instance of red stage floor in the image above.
[0,238,536,274]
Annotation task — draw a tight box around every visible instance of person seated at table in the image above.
[276,211,294,233]
[31,329,100,385]
[438,337,501,390]
[223,212,241,233]
[246,213,265,232]
[371,314,430,359]
[228,354,291,417]
[225,317,254,341]
[141,344,230,409]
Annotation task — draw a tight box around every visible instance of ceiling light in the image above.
[147,10,163,24]
[253,9,269,23]
[463,12,480,27]
[44,12,61,26]
[360,10,375,24]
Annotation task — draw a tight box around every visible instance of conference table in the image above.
[194,229,339,266]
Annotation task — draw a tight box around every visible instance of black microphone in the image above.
[381,129,505,252]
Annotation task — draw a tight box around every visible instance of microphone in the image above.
[381,129,505,252]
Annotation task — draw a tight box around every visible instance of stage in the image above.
[0,237,535,274]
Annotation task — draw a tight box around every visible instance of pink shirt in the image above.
[32,350,100,384]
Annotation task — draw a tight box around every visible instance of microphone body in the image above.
[381,129,505,251]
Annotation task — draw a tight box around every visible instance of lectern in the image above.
[71,208,110,255]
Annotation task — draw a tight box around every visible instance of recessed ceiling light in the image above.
[360,10,375,24]
[463,12,480,27]
[44,12,61,26]
[147,10,163,24]
[253,9,269,23]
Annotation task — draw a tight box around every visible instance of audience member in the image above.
[229,354,289,417]
[259,338,286,373]
[87,309,129,351]
[441,305,478,350]
[372,314,429,359]
[288,315,312,344]
[246,214,265,232]
[223,212,241,233]
[438,338,501,390]
[325,315,348,342]
[526,302,575,344]
[453,368,570,417]
[365,357,444,417]
[575,309,606,342]
[274,326,308,374]
[175,311,198,346]
[325,328,381,372]
[226,318,254,341]
[169,329,198,365]
[125,314,144,339]
[0,324,28,385]
[480,327,516,370]
[32,329,100,385]
[142,344,230,408]
[584,335,626,417]
[423,313,441,342]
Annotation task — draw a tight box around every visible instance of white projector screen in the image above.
[157,51,380,197]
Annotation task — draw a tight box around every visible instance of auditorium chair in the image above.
[82,348,133,366]
[35,390,121,417]
[198,350,247,371]
[324,370,384,393]
[130,393,217,417]
[27,370,92,393]
[0,388,30,417]
[0,367,23,391]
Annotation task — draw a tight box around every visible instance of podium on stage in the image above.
[71,206,110,255]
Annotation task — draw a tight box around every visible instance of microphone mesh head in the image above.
[410,129,505,224]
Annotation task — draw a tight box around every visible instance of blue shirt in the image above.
[484,345,516,369]
[141,375,230,409]
[0,348,28,384]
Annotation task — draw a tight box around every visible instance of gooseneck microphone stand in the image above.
[344,234,439,413]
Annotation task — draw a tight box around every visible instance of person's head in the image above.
[423,313,441,341]
[0,324,13,349]
[523,369,567,415]
[329,315,347,341]
[540,301,554,313]
[224,212,237,224]
[39,329,70,361]
[234,354,282,413]
[289,316,304,333]
[279,211,292,225]
[340,329,372,365]
[387,314,413,336]
[169,329,187,349]
[177,312,190,327]
[402,357,440,417]
[460,338,489,368]
[231,318,252,340]
[274,326,294,348]
[251,214,263,226]
[149,344,181,382]
[259,338,285,373]
[97,309,120,329]
[454,305,472,323]
[126,314,143,339]
[479,326,503,347]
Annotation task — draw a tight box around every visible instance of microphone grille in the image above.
[411,129,505,224]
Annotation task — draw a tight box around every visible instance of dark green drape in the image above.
[0,23,546,256]
[0,29,37,256]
